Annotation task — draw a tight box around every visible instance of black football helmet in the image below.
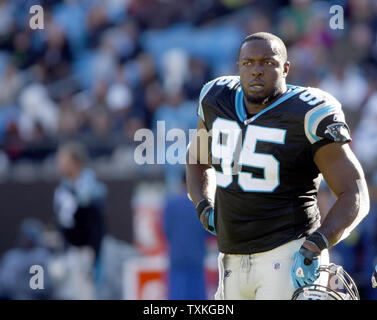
[291,263,360,300]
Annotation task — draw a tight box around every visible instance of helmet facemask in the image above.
[292,263,360,300]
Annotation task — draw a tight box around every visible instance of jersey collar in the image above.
[235,84,305,125]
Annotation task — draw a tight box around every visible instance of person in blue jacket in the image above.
[163,173,209,300]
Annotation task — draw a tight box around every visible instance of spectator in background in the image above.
[319,63,368,129]
[0,64,23,107]
[18,82,59,143]
[153,90,197,194]
[183,56,212,101]
[0,218,52,300]
[163,174,208,300]
[353,85,377,174]
[153,66,197,193]
[53,141,107,292]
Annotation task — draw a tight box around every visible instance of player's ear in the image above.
[282,60,290,78]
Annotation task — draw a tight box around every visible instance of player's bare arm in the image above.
[186,118,216,207]
[303,142,370,252]
[186,118,217,235]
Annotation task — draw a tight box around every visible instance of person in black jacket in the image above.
[54,141,107,273]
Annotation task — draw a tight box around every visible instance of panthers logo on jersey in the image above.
[324,122,351,142]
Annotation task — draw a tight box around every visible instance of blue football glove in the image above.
[371,265,377,288]
[291,246,320,289]
[195,199,217,236]
[200,207,217,236]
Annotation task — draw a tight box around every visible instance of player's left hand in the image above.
[200,207,217,236]
[371,265,377,288]
[195,198,217,236]
[291,246,320,289]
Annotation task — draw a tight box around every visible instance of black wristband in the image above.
[306,231,329,251]
[195,199,213,220]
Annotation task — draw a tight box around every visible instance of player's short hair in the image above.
[238,32,288,63]
[58,141,88,166]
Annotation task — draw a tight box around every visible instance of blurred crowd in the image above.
[0,0,375,181]
[1,0,377,299]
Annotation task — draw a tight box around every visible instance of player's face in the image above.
[56,150,76,177]
[238,40,289,104]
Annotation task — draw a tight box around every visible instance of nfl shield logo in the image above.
[273,262,281,270]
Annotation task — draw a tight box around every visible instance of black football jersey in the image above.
[197,76,351,254]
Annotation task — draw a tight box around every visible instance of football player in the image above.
[186,32,370,299]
